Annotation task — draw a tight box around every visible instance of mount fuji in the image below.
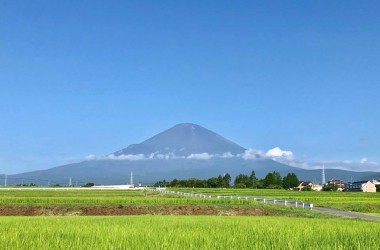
[6,123,380,185]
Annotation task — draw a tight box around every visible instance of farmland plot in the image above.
[1,216,379,249]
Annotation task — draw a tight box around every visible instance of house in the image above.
[326,179,345,191]
[295,181,321,191]
[312,184,323,191]
[295,181,310,191]
[347,181,376,193]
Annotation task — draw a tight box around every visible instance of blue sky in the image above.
[1,0,379,174]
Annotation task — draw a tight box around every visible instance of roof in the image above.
[350,181,371,185]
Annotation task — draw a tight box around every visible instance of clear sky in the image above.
[1,0,379,174]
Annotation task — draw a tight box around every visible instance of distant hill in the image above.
[6,123,380,186]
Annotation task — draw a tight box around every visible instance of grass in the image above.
[1,188,379,213]
[0,189,333,218]
[0,188,378,249]
[0,216,379,249]
[171,188,380,213]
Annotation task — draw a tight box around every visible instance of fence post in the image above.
[284,201,287,206]
[295,202,298,207]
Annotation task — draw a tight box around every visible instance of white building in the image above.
[347,181,376,193]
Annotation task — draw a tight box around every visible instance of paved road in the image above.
[314,207,380,221]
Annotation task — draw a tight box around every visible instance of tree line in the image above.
[154,171,300,190]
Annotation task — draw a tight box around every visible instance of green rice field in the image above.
[1,188,379,213]
[1,188,378,208]
[1,216,379,249]
[172,188,380,213]
[1,188,379,249]
[0,189,333,218]
[0,189,259,206]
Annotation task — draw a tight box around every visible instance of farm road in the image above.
[314,207,380,221]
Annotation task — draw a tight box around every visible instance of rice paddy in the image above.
[172,188,380,213]
[0,188,379,249]
[1,216,379,249]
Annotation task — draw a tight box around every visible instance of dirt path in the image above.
[0,205,269,216]
[314,207,380,221]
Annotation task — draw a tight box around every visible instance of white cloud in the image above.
[107,154,146,161]
[239,149,263,160]
[85,154,96,161]
[343,160,353,164]
[219,152,235,158]
[86,154,147,161]
[85,149,380,172]
[187,153,214,160]
[265,147,294,160]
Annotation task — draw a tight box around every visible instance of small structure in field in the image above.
[91,184,143,190]
[295,181,321,191]
[346,181,376,193]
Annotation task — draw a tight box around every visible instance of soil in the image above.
[0,205,269,216]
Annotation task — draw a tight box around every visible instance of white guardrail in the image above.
[147,188,313,210]
[217,195,313,210]
[146,188,212,199]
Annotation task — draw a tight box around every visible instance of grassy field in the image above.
[0,216,379,249]
[0,189,333,218]
[171,188,380,213]
[1,188,379,249]
[0,188,379,213]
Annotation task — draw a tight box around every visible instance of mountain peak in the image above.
[113,123,246,157]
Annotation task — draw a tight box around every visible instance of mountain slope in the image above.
[113,123,246,157]
[7,158,380,186]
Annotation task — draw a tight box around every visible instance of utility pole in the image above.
[69,177,72,186]
[4,175,7,187]
[130,171,133,185]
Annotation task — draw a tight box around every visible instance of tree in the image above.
[255,179,264,189]
[222,173,231,188]
[82,182,95,187]
[234,174,252,188]
[250,170,259,188]
[234,183,247,188]
[194,179,208,188]
[207,177,219,188]
[282,173,299,190]
[375,184,379,192]
[153,179,170,187]
[216,175,224,188]
[323,184,339,191]
[302,185,313,191]
[263,171,282,189]
[170,179,180,187]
